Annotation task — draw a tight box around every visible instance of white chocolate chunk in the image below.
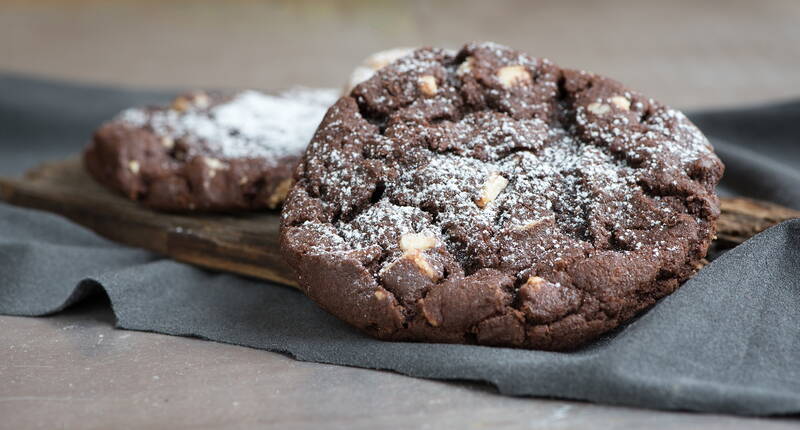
[128,160,140,174]
[204,157,228,179]
[476,172,509,208]
[380,247,439,281]
[160,136,175,149]
[496,65,532,89]
[407,250,438,280]
[610,96,631,111]
[587,102,611,115]
[457,57,475,75]
[417,75,438,96]
[399,232,437,252]
[171,92,210,112]
[512,218,548,231]
[204,157,226,170]
[524,276,547,290]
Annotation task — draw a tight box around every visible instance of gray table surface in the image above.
[1,1,799,428]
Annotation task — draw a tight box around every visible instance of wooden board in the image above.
[1,158,799,288]
[0,159,296,287]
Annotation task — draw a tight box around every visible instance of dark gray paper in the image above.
[1,75,798,416]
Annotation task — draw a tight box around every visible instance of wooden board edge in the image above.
[0,174,299,289]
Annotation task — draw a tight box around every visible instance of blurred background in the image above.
[1,0,799,109]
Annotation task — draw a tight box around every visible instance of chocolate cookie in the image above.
[85,88,338,212]
[280,42,724,350]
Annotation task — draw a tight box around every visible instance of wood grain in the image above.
[0,159,297,287]
[716,198,800,246]
[1,159,798,287]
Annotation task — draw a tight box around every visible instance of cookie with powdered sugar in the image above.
[85,88,338,211]
[280,42,724,350]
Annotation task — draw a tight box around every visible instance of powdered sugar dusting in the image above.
[290,44,720,277]
[117,88,339,159]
